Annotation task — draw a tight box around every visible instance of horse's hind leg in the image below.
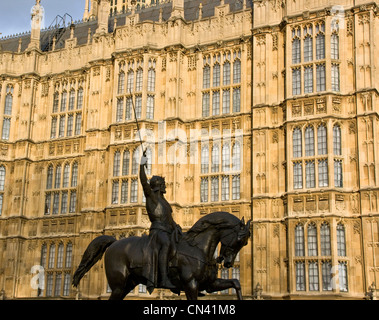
[109,277,137,300]
[184,279,199,300]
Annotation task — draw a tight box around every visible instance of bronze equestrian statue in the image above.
[72,155,251,300]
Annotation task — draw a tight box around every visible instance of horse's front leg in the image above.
[206,278,243,300]
[184,279,199,300]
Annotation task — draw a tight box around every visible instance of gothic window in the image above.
[60,91,67,112]
[296,261,306,291]
[317,125,327,155]
[66,114,74,136]
[0,166,5,216]
[4,88,13,115]
[305,126,315,156]
[203,65,211,89]
[51,117,57,139]
[77,88,83,109]
[212,90,220,116]
[1,118,10,140]
[112,181,119,204]
[58,116,66,138]
[122,150,130,176]
[304,66,313,93]
[339,262,348,292]
[126,97,133,120]
[147,60,156,92]
[221,176,230,201]
[316,64,326,92]
[232,142,241,171]
[333,125,341,155]
[222,89,230,114]
[69,191,76,213]
[135,95,142,119]
[305,161,315,188]
[211,176,219,202]
[145,147,153,175]
[55,165,62,189]
[201,146,209,174]
[146,95,155,120]
[211,144,220,173]
[47,165,53,189]
[63,164,70,188]
[331,64,340,92]
[48,244,56,268]
[308,262,319,291]
[331,33,339,60]
[232,87,241,113]
[307,224,318,256]
[202,92,210,117]
[295,224,305,256]
[200,177,209,202]
[223,61,231,85]
[113,151,121,177]
[130,179,138,203]
[132,148,140,175]
[121,180,128,204]
[213,62,220,87]
[303,25,313,62]
[41,244,47,268]
[337,224,346,256]
[68,89,75,110]
[293,162,303,189]
[334,160,343,187]
[292,27,301,64]
[135,68,143,92]
[293,128,302,158]
[318,159,329,187]
[127,69,134,92]
[222,144,230,172]
[315,22,325,60]
[53,92,59,113]
[292,68,301,95]
[320,223,331,256]
[118,71,125,94]
[71,163,78,187]
[61,191,68,213]
[57,243,64,268]
[232,175,240,200]
[116,98,124,122]
[233,55,241,83]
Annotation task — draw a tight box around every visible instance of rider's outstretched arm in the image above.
[139,156,152,197]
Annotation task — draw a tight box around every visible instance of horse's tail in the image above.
[72,235,116,287]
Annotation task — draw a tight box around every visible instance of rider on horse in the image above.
[140,151,182,291]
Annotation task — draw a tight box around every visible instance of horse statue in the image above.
[72,211,251,300]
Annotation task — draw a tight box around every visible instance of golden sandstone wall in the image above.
[0,0,378,300]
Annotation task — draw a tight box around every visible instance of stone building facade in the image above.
[0,0,378,300]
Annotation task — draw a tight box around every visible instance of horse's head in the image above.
[217,217,251,268]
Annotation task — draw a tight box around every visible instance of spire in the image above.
[83,0,90,20]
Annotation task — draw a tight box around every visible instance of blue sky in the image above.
[0,0,84,37]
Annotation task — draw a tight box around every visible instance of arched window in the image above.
[145,147,153,175]
[305,126,315,156]
[331,33,339,60]
[200,177,208,202]
[0,166,5,191]
[316,24,325,60]
[63,164,70,188]
[295,224,305,256]
[131,148,140,175]
[113,151,121,177]
[136,68,143,91]
[233,59,241,84]
[65,243,73,268]
[147,67,156,92]
[55,165,62,189]
[48,244,56,268]
[112,180,119,204]
[77,88,83,110]
[320,223,331,256]
[223,61,231,85]
[201,146,209,173]
[304,36,313,62]
[127,69,134,92]
[41,244,47,268]
[47,165,53,189]
[53,92,59,113]
[57,243,64,268]
[71,163,78,187]
[222,144,230,172]
[213,63,220,87]
[211,144,220,173]
[317,124,327,155]
[122,150,130,176]
[232,142,241,171]
[60,91,67,112]
[307,223,318,256]
[337,224,346,256]
[232,175,240,200]
[333,125,341,155]
[293,128,302,158]
[68,89,75,110]
[118,71,125,94]
[4,93,13,115]
[203,65,210,89]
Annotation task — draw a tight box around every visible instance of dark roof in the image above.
[0,0,252,53]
